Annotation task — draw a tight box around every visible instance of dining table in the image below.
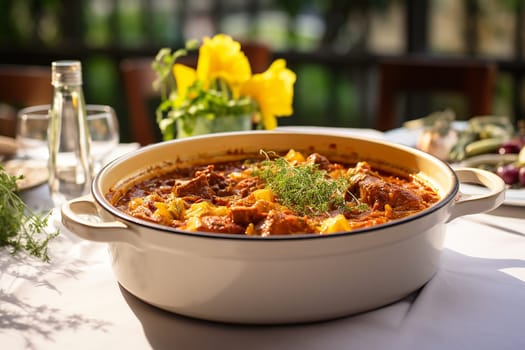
[1,127,524,350]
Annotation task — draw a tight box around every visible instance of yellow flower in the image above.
[172,63,196,103]
[196,34,252,96]
[240,59,296,129]
[153,33,296,139]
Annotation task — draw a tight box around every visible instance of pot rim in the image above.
[91,131,459,241]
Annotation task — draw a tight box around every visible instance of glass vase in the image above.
[176,114,252,138]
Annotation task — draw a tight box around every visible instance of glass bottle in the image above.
[48,60,93,206]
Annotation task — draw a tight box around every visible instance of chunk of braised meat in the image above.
[127,205,154,222]
[232,177,264,197]
[306,152,331,170]
[174,173,215,200]
[196,216,245,234]
[194,165,230,193]
[256,209,312,236]
[231,206,263,226]
[349,173,424,211]
[125,193,161,222]
[230,200,274,225]
[213,195,240,206]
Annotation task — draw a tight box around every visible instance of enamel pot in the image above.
[61,131,505,324]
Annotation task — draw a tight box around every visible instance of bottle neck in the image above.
[51,60,83,87]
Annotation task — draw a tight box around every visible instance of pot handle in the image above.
[61,195,136,244]
[447,167,506,223]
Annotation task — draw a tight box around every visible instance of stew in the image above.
[107,149,440,235]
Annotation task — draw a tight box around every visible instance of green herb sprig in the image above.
[255,152,367,216]
[0,166,59,262]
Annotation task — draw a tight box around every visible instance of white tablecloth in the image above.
[1,139,525,350]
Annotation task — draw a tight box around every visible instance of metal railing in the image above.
[1,0,524,142]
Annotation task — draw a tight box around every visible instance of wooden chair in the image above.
[119,41,272,146]
[0,64,52,137]
[375,56,497,131]
[119,57,161,146]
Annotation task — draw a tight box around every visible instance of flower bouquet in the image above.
[152,34,296,139]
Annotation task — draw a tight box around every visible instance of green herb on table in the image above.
[255,151,368,216]
[0,166,59,262]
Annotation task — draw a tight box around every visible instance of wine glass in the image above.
[16,105,50,164]
[16,104,119,174]
[86,104,120,173]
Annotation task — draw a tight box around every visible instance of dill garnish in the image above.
[0,166,59,262]
[255,151,365,216]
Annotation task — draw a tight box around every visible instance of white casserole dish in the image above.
[61,131,505,324]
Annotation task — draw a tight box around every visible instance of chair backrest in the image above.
[119,57,160,146]
[0,65,52,137]
[375,56,497,131]
[119,41,272,146]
